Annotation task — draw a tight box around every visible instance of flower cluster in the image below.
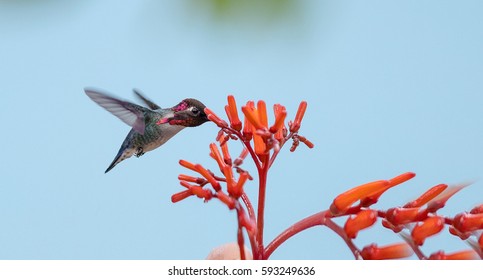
[328,174,482,259]
[171,95,312,260]
[169,95,483,260]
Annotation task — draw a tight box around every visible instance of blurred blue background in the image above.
[1,0,482,259]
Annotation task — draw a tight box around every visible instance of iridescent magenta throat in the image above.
[172,101,189,112]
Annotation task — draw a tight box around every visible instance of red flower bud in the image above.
[452,212,483,232]
[470,204,483,214]
[242,101,255,140]
[290,101,307,132]
[178,174,205,184]
[270,104,287,136]
[331,180,389,215]
[226,95,242,131]
[179,159,198,172]
[404,184,447,208]
[429,250,478,260]
[257,100,268,128]
[411,216,445,246]
[171,190,193,203]
[386,207,422,225]
[426,183,469,212]
[362,172,415,207]
[209,143,226,172]
[216,191,236,209]
[220,142,232,165]
[242,104,265,130]
[194,164,221,192]
[448,226,471,240]
[361,243,412,260]
[204,107,228,128]
[344,210,378,238]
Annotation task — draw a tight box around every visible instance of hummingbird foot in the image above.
[135,147,145,157]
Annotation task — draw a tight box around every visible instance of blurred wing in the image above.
[133,88,161,110]
[85,88,147,134]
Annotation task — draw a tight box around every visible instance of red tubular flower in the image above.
[223,165,237,197]
[448,226,471,240]
[385,207,422,225]
[242,104,265,130]
[470,204,483,214]
[209,143,226,172]
[225,95,242,131]
[178,174,205,184]
[270,104,287,136]
[194,164,221,192]
[404,184,448,208]
[344,210,378,239]
[330,180,390,215]
[242,101,255,140]
[426,183,468,212]
[171,190,193,203]
[216,191,236,209]
[179,181,213,200]
[361,172,415,207]
[411,216,445,246]
[452,213,483,232]
[429,250,478,260]
[220,142,232,165]
[235,172,249,197]
[290,101,307,132]
[257,100,268,128]
[253,133,267,157]
[388,172,416,186]
[204,107,228,128]
[297,135,314,149]
[179,159,198,172]
[361,243,413,260]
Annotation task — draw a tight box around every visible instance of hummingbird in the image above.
[85,88,209,173]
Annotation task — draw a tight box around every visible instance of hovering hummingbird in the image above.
[85,88,209,173]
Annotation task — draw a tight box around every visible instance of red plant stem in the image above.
[243,139,262,170]
[237,213,246,260]
[241,193,255,221]
[240,192,257,257]
[264,210,363,259]
[324,218,362,259]
[256,160,269,259]
[265,211,327,259]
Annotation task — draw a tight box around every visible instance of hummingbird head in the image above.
[163,98,209,127]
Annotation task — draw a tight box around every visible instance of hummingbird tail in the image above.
[104,160,118,173]
[105,154,121,173]
[104,148,129,173]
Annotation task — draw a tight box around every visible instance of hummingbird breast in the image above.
[132,120,185,152]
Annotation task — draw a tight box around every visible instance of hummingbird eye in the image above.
[190,106,200,116]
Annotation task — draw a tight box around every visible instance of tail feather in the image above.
[104,145,135,173]
[105,149,124,173]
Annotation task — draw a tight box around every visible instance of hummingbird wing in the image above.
[85,88,148,135]
[133,88,161,110]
